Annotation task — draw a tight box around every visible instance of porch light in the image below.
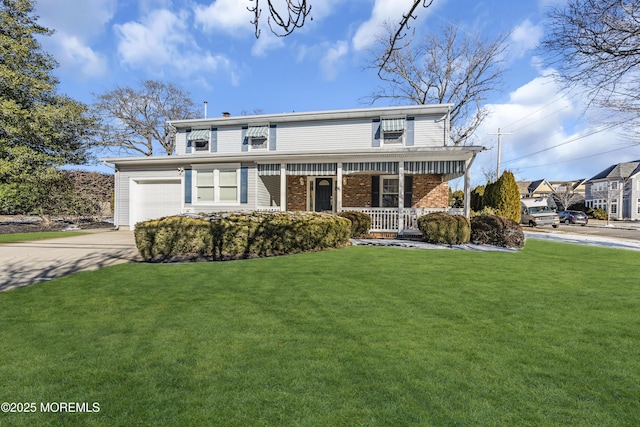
[299,177,305,185]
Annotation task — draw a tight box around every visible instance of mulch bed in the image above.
[0,216,114,235]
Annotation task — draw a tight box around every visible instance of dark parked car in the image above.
[558,210,588,226]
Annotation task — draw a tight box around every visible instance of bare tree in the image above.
[248,0,434,72]
[552,182,584,211]
[93,80,198,156]
[362,23,509,146]
[542,0,640,132]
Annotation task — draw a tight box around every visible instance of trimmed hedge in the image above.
[134,212,351,261]
[417,212,470,245]
[470,215,524,248]
[338,211,372,237]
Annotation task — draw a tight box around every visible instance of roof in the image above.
[101,146,484,168]
[589,161,640,181]
[167,104,453,128]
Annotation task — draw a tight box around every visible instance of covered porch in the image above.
[256,152,480,235]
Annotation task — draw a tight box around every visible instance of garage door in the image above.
[130,179,182,227]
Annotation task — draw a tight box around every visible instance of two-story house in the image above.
[102,105,484,234]
[585,160,640,220]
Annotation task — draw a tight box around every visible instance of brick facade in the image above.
[342,175,372,207]
[286,175,307,211]
[412,174,448,208]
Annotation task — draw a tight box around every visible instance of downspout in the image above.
[101,161,119,230]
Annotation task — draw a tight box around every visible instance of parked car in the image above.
[521,198,560,228]
[558,210,588,226]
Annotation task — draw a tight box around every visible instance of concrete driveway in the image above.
[0,230,139,292]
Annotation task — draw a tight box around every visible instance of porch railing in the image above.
[341,207,450,233]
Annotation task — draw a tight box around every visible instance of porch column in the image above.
[336,162,343,212]
[398,161,404,235]
[463,156,476,218]
[280,163,287,211]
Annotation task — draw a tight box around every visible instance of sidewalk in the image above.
[0,230,139,292]
[586,219,640,230]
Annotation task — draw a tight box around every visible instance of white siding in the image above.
[175,130,187,154]
[216,127,243,154]
[276,119,372,152]
[414,115,446,147]
[115,168,183,227]
[257,176,280,207]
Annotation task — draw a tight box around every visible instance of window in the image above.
[195,168,239,204]
[250,137,268,150]
[381,118,405,146]
[637,199,640,214]
[194,140,209,152]
[611,181,618,190]
[188,129,210,152]
[611,199,618,214]
[382,177,399,207]
[196,171,214,203]
[246,126,269,150]
[219,170,238,202]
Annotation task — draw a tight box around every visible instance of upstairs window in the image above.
[246,125,269,150]
[381,118,405,145]
[188,129,210,152]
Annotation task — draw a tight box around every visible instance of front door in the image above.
[315,178,333,212]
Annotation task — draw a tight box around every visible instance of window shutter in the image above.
[269,124,277,151]
[184,169,192,204]
[210,127,217,153]
[372,119,381,148]
[371,176,380,207]
[405,117,414,146]
[241,126,248,152]
[240,167,248,204]
[404,175,413,207]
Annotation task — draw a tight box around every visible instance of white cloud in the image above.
[115,8,232,78]
[469,74,634,184]
[320,40,349,80]
[57,35,108,78]
[194,0,253,35]
[35,0,115,78]
[510,19,543,58]
[251,33,285,57]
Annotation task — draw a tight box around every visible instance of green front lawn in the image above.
[1,240,638,426]
[0,231,90,244]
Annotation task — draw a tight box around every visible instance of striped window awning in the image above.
[381,118,405,132]
[188,129,210,141]
[246,126,269,139]
[257,164,281,176]
[343,162,398,175]
[404,161,466,174]
[286,163,337,176]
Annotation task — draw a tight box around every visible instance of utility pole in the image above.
[488,128,513,179]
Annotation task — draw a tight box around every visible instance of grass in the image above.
[0,240,639,426]
[0,231,90,244]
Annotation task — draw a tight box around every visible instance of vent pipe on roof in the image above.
[222,112,230,118]
[203,101,208,118]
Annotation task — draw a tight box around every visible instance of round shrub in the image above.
[338,211,372,237]
[417,212,470,245]
[134,211,351,261]
[588,208,607,220]
[470,215,524,248]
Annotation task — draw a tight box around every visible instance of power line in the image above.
[502,123,621,165]
[514,144,638,170]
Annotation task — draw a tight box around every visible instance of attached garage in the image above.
[130,178,183,227]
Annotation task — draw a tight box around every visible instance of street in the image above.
[524,220,640,251]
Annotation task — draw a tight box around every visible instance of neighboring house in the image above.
[102,105,484,234]
[516,179,555,198]
[550,179,586,210]
[585,160,640,220]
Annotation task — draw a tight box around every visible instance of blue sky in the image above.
[34,0,640,186]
